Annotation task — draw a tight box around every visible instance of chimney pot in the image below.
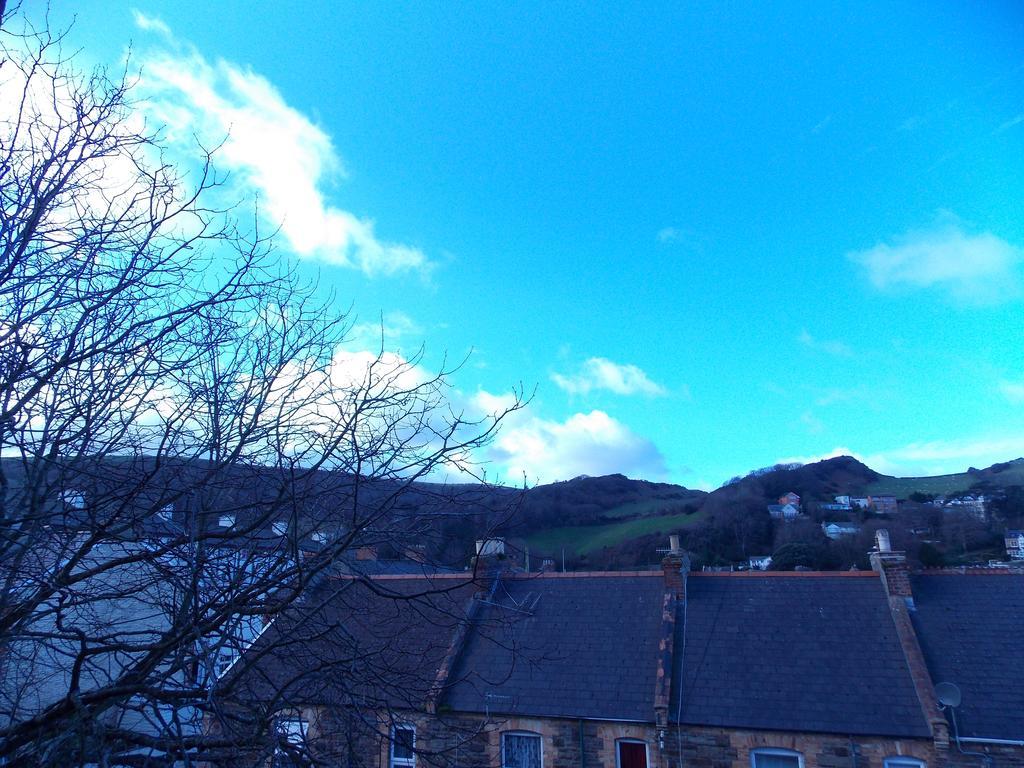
[669,534,680,553]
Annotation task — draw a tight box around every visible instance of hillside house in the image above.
[819,502,853,512]
[868,495,898,515]
[778,491,801,507]
[821,521,860,539]
[944,495,990,521]
[1006,530,1024,560]
[767,503,800,520]
[748,554,772,570]
[219,536,1024,768]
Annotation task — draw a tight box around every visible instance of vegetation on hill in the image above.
[486,456,1024,573]
[863,458,1024,498]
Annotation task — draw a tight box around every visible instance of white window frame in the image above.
[616,738,649,768]
[213,647,236,679]
[884,758,925,768]
[502,731,543,768]
[272,715,308,768]
[390,724,416,768]
[751,748,804,768]
[62,490,85,509]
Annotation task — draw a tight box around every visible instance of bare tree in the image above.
[0,11,521,766]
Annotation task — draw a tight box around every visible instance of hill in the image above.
[862,458,1024,498]
[514,454,1024,570]
[703,455,881,518]
[517,474,706,558]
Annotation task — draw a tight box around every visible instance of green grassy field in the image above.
[597,498,694,519]
[863,460,1024,498]
[525,508,707,557]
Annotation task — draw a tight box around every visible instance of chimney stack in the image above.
[869,528,912,599]
[662,536,690,598]
[875,528,892,553]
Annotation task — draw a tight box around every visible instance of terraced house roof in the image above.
[230,564,1024,741]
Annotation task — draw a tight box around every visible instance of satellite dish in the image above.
[935,682,962,709]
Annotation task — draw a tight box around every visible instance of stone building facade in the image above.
[222,538,1024,768]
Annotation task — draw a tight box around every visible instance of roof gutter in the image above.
[958,737,1024,747]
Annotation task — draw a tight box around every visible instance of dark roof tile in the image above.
[670,574,930,738]
[910,573,1024,740]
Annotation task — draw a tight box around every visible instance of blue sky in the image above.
[44,1,1024,488]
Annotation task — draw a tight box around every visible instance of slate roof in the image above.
[232,570,949,738]
[910,572,1024,740]
[227,575,481,710]
[670,573,931,738]
[334,557,460,577]
[444,572,665,722]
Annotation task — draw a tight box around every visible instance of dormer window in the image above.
[218,514,235,529]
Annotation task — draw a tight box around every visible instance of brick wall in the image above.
[223,708,1024,768]
[662,726,933,768]
[939,742,1024,768]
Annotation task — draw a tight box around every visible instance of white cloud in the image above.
[995,113,1024,134]
[657,227,681,243]
[479,405,669,485]
[848,220,1023,304]
[799,410,824,434]
[777,434,1024,478]
[552,358,667,397]
[133,21,429,277]
[347,311,422,351]
[813,386,874,408]
[798,329,853,357]
[130,10,172,38]
[811,114,832,134]
[1000,379,1024,404]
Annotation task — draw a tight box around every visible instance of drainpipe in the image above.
[948,708,994,768]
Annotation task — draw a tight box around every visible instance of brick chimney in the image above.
[661,534,691,597]
[868,530,950,749]
[655,536,688,734]
[869,529,912,599]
